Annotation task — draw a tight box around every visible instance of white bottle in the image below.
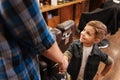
[51,0,58,5]
[113,0,120,4]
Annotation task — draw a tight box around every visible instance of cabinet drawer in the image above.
[48,16,60,28]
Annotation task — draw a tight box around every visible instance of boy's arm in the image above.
[97,56,114,80]
[101,56,114,75]
[64,50,73,62]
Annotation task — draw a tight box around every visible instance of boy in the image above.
[64,20,114,80]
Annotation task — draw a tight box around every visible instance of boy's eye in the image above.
[87,31,91,36]
[83,29,91,36]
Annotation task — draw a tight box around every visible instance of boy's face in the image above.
[80,25,99,47]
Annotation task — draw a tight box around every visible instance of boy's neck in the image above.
[83,43,94,47]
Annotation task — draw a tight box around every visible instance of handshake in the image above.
[58,55,69,73]
[39,55,69,80]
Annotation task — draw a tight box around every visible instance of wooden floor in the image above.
[74,28,120,80]
[100,28,120,80]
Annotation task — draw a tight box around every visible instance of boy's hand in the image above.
[95,73,104,80]
[64,55,69,61]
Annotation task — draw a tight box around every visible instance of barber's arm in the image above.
[43,41,68,72]
[3,0,68,72]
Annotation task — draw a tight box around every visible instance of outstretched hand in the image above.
[58,56,69,73]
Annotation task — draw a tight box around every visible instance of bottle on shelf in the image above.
[58,0,63,5]
[51,0,58,5]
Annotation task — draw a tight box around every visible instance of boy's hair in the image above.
[86,20,108,41]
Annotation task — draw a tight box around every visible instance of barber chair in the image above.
[57,20,75,52]
[78,0,120,35]
[39,20,76,80]
[78,0,120,49]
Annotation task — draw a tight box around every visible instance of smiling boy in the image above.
[64,20,114,80]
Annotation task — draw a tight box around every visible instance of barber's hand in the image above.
[58,56,68,73]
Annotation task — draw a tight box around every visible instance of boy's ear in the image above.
[94,38,100,44]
